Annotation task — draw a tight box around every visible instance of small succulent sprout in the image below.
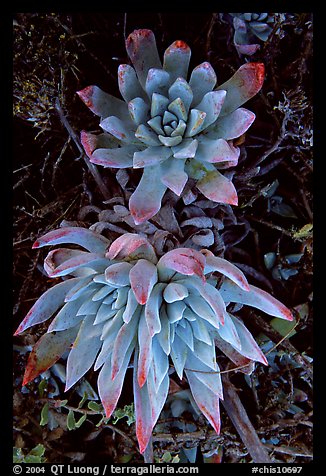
[78,29,265,224]
[15,227,292,454]
[230,13,275,55]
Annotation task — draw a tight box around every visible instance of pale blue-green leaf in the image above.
[150,93,170,118]
[105,262,133,286]
[171,119,187,137]
[64,276,98,302]
[168,97,188,121]
[162,110,177,125]
[188,314,213,345]
[160,157,188,196]
[130,259,158,306]
[151,336,170,389]
[185,109,206,137]
[122,288,140,323]
[137,308,153,387]
[113,286,129,309]
[219,279,293,321]
[194,90,226,130]
[144,282,165,336]
[126,29,162,89]
[100,308,124,342]
[166,300,186,323]
[98,340,135,418]
[175,319,194,351]
[100,116,136,143]
[185,369,221,433]
[32,226,110,254]
[91,145,135,168]
[14,278,81,335]
[65,315,102,390]
[157,305,171,355]
[215,311,241,351]
[208,107,255,140]
[172,138,198,159]
[135,123,161,146]
[118,64,148,103]
[196,168,238,205]
[185,351,222,397]
[168,78,193,112]
[111,308,140,379]
[145,68,170,98]
[195,137,240,164]
[77,85,129,121]
[129,165,167,225]
[93,304,117,325]
[189,62,217,107]
[133,146,171,169]
[47,297,87,332]
[158,135,183,147]
[202,250,250,290]
[229,314,268,365]
[147,116,164,135]
[163,40,191,83]
[91,284,114,301]
[170,334,188,380]
[163,282,189,303]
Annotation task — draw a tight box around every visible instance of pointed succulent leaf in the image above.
[135,123,161,146]
[137,308,153,387]
[122,288,140,323]
[151,336,170,389]
[145,283,166,336]
[214,333,253,373]
[98,341,135,418]
[106,233,157,263]
[14,278,81,335]
[229,314,268,365]
[176,319,194,350]
[186,351,223,398]
[77,85,129,120]
[160,158,188,196]
[90,145,135,168]
[158,248,206,281]
[45,250,105,278]
[129,259,158,305]
[168,97,188,121]
[189,62,217,106]
[185,368,221,433]
[129,165,167,225]
[128,97,150,126]
[150,93,170,117]
[133,146,171,169]
[194,90,226,130]
[65,276,98,302]
[216,63,265,116]
[185,109,206,137]
[118,64,147,103]
[214,311,241,351]
[100,116,136,143]
[47,298,86,332]
[65,316,102,391]
[166,300,186,323]
[196,167,238,205]
[201,249,250,290]
[210,107,255,140]
[170,334,188,380]
[111,309,140,379]
[22,326,80,386]
[81,130,121,158]
[195,138,240,164]
[163,40,191,83]
[219,279,293,321]
[126,29,162,88]
[163,282,189,303]
[157,306,171,354]
[157,134,182,147]
[133,348,155,454]
[172,138,198,159]
[145,68,170,98]
[168,78,193,112]
[105,262,133,286]
[32,227,110,254]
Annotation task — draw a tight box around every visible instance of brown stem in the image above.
[221,374,272,463]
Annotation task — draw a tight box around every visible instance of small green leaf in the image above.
[88,401,103,412]
[29,444,46,457]
[40,402,49,426]
[161,451,172,463]
[270,317,297,338]
[67,409,76,430]
[78,391,88,409]
[75,414,87,428]
[38,378,48,398]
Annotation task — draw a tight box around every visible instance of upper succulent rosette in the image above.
[78,29,265,224]
[230,13,275,55]
[15,227,293,454]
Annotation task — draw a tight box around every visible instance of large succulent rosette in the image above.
[15,227,293,453]
[78,29,265,224]
[230,13,275,55]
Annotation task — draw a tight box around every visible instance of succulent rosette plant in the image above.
[230,13,275,55]
[15,227,293,454]
[78,29,265,225]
